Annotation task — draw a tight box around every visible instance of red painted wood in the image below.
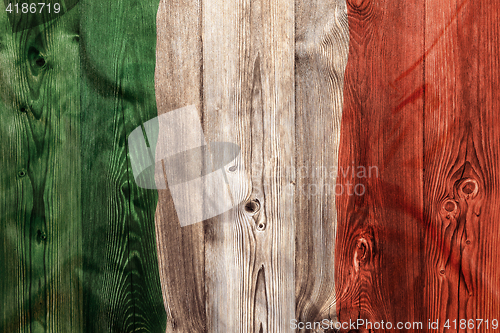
[336,0,500,331]
[335,0,425,330]
[422,0,500,331]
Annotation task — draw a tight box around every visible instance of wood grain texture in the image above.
[155,0,298,331]
[295,0,349,326]
[335,0,425,330]
[422,0,500,330]
[155,0,207,331]
[155,0,352,331]
[336,0,500,332]
[0,5,83,332]
[202,0,296,329]
[80,0,166,331]
[0,1,166,332]
[6,0,500,330]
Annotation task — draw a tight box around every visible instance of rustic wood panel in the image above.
[422,0,469,327]
[422,0,500,330]
[4,0,500,331]
[335,0,425,330]
[472,0,500,326]
[154,0,207,331]
[336,0,500,332]
[0,1,166,332]
[79,0,166,331]
[201,0,296,328]
[155,0,353,331]
[202,0,297,329]
[0,5,83,332]
[295,0,349,326]
[155,0,300,330]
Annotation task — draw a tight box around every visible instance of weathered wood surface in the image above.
[335,0,425,328]
[3,0,499,331]
[295,0,349,326]
[0,1,166,332]
[155,0,348,332]
[80,0,166,331]
[336,0,500,332]
[422,0,500,330]
[154,0,206,331]
[155,0,297,330]
[0,5,84,332]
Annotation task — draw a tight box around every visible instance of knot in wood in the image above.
[37,229,47,242]
[244,199,260,214]
[441,199,458,219]
[355,237,369,264]
[256,222,266,231]
[35,57,46,67]
[458,178,479,199]
[348,0,371,14]
[19,104,31,114]
[443,199,457,213]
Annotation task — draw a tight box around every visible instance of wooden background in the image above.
[154,0,349,331]
[336,0,500,332]
[0,1,166,332]
[2,0,500,331]
[155,0,500,332]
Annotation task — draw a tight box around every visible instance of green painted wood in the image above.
[79,0,166,331]
[0,5,84,332]
[0,0,166,331]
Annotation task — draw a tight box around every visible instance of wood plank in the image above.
[335,0,425,329]
[337,0,500,331]
[155,0,296,331]
[80,0,166,331]
[5,0,500,330]
[423,0,500,329]
[0,5,83,332]
[1,0,165,331]
[422,0,466,327]
[201,0,295,329]
[294,0,349,326]
[475,0,500,325]
[154,0,207,331]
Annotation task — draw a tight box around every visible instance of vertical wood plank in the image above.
[201,0,295,329]
[154,0,207,331]
[423,0,500,330]
[40,11,83,332]
[423,0,465,327]
[202,0,296,330]
[155,0,296,331]
[0,9,33,331]
[475,0,500,325]
[0,6,83,332]
[80,0,166,331]
[294,0,349,326]
[2,0,166,331]
[335,0,425,330]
